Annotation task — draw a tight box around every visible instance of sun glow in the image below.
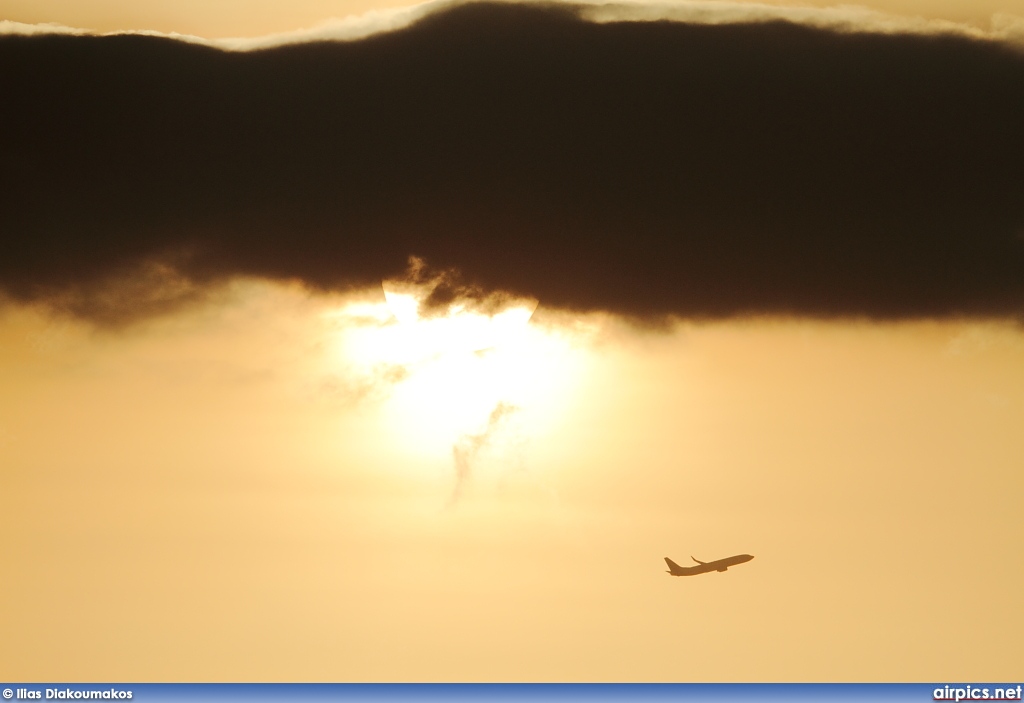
[326,279,593,494]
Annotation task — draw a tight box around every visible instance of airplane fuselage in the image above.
[664,554,754,576]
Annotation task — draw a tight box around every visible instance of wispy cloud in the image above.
[450,401,519,505]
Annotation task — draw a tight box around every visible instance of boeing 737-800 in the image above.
[664,554,753,576]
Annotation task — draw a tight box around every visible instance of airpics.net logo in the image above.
[934,685,1023,701]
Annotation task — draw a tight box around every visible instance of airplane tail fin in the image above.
[691,556,706,565]
[664,557,684,574]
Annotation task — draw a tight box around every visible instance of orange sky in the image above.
[1,280,1022,680]
[2,0,1024,682]
[3,0,1024,37]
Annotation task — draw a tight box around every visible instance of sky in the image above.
[1,0,1024,683]
[4,0,1024,37]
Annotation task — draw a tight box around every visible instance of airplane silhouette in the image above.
[664,554,754,576]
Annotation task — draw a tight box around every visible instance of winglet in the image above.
[691,556,706,565]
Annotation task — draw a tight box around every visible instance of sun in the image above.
[325,269,592,490]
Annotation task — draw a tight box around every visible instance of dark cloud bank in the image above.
[2,2,1024,322]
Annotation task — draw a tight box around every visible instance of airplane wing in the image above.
[691,556,706,565]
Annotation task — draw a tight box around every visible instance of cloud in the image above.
[2,1,1024,323]
[320,363,411,406]
[450,401,519,504]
